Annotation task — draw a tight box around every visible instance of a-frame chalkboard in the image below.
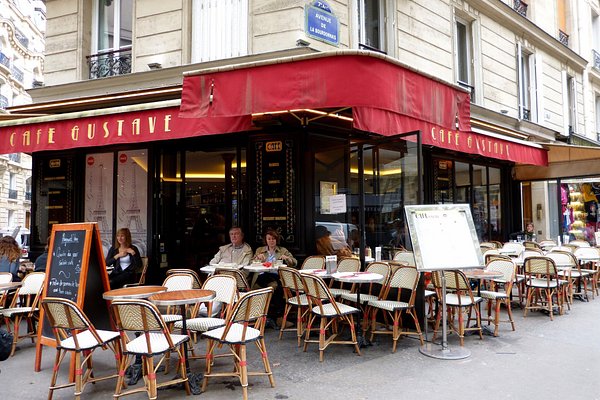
[35,222,111,371]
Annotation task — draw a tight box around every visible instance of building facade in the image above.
[0,0,598,276]
[0,0,45,239]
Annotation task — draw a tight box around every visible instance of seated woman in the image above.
[315,225,353,257]
[106,227,142,289]
[252,229,297,328]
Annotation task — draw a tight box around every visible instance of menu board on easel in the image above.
[34,222,111,371]
[404,204,483,271]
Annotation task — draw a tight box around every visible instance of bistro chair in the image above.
[569,240,591,248]
[489,240,504,249]
[546,250,586,304]
[214,268,250,294]
[539,239,557,251]
[368,265,424,352]
[278,266,310,346]
[1,271,45,356]
[573,246,600,298]
[301,273,360,362]
[549,245,574,253]
[0,272,13,309]
[174,274,237,358]
[486,254,524,307]
[328,257,360,298]
[201,287,275,400]
[432,270,483,346]
[392,251,415,266]
[500,242,524,257]
[300,255,326,270]
[479,258,517,336]
[523,256,564,321]
[124,257,149,287]
[166,268,202,289]
[111,299,191,399]
[523,241,541,250]
[160,273,195,324]
[41,297,122,400]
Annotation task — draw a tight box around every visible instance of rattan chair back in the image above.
[301,255,326,270]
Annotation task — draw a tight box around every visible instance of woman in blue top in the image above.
[0,236,24,281]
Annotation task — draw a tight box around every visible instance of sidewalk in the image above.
[1,298,599,400]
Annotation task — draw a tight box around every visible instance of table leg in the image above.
[180,304,202,395]
[355,286,371,348]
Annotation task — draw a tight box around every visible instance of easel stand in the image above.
[419,271,470,360]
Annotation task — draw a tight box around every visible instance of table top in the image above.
[244,263,281,273]
[332,271,384,283]
[200,264,244,274]
[148,289,215,306]
[463,269,504,280]
[299,269,331,278]
[0,282,22,291]
[103,285,167,300]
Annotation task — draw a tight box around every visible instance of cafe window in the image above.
[93,0,132,53]
[355,0,388,54]
[454,15,476,102]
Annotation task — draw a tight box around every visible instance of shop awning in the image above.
[514,142,600,180]
[181,50,547,166]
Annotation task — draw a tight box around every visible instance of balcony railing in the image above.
[8,153,21,163]
[10,66,24,83]
[8,189,17,200]
[593,50,600,71]
[559,30,569,47]
[15,27,29,47]
[520,107,531,121]
[0,52,9,69]
[457,80,475,102]
[514,0,528,17]
[25,191,31,201]
[87,46,132,79]
[0,95,8,109]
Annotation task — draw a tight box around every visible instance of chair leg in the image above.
[239,345,249,400]
[348,314,361,357]
[202,339,217,393]
[10,315,21,356]
[257,338,275,388]
[74,351,83,400]
[47,348,64,400]
[457,307,464,346]
[318,317,326,362]
[278,304,290,340]
[506,298,515,332]
[145,356,157,400]
[493,299,501,337]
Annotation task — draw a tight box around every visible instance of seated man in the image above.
[209,226,253,275]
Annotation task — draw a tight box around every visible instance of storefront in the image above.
[0,51,548,280]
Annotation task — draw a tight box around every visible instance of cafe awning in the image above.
[514,142,600,180]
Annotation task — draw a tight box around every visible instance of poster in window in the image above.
[320,181,337,214]
[116,150,148,256]
[84,153,114,257]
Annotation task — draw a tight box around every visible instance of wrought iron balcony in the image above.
[87,46,132,79]
[457,80,475,102]
[8,189,17,200]
[25,191,31,201]
[593,49,600,71]
[520,107,530,121]
[10,66,24,83]
[514,0,528,17]
[559,30,569,47]
[0,95,8,109]
[15,27,29,47]
[8,153,21,163]
[0,52,9,69]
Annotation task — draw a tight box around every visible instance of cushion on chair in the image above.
[287,294,309,306]
[161,314,183,323]
[329,288,352,297]
[124,332,188,355]
[478,290,508,300]
[60,329,120,351]
[526,279,559,288]
[203,323,261,344]
[445,293,482,306]
[340,293,378,304]
[368,299,410,311]
[0,307,37,317]
[311,302,358,316]
[175,317,225,332]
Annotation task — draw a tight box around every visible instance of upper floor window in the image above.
[454,16,475,101]
[9,172,17,200]
[356,0,386,53]
[566,74,577,134]
[557,0,569,46]
[517,44,537,122]
[595,95,600,141]
[88,0,133,78]
[593,12,600,70]
[191,0,248,63]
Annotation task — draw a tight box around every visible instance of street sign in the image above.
[305,1,339,46]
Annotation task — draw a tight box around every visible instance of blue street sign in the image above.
[305,1,339,46]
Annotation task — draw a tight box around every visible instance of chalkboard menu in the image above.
[35,222,111,371]
[253,139,297,244]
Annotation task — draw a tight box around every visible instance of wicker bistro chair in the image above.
[300,255,326,270]
[545,250,584,305]
[214,268,250,294]
[432,270,483,346]
[278,266,310,346]
[367,265,424,352]
[173,275,237,358]
[110,299,191,400]
[0,272,13,309]
[523,256,564,321]
[572,246,600,298]
[479,258,517,337]
[486,253,525,307]
[41,297,122,400]
[123,257,149,288]
[201,287,275,400]
[166,269,203,289]
[392,251,416,266]
[523,241,541,250]
[160,273,195,322]
[328,257,360,298]
[1,271,45,356]
[301,273,361,361]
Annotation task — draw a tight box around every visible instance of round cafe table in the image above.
[149,289,216,395]
[331,271,384,348]
[244,263,281,288]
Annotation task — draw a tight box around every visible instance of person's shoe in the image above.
[265,318,277,329]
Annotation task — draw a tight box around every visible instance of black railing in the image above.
[593,49,600,71]
[25,191,31,201]
[0,52,9,69]
[559,30,569,46]
[457,80,475,102]
[520,107,530,121]
[15,27,29,47]
[87,46,132,79]
[358,43,387,55]
[10,66,23,83]
[8,153,21,163]
[8,189,17,200]
[514,0,528,17]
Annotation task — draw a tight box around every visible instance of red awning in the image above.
[181,51,547,166]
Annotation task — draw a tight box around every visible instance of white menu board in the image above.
[404,204,483,271]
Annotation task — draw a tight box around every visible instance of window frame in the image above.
[91,0,133,54]
[517,43,537,122]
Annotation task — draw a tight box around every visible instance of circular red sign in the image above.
[87,156,95,166]
[119,154,128,163]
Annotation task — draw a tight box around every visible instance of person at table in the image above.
[34,236,50,272]
[509,222,536,242]
[209,226,253,267]
[106,228,142,289]
[0,236,26,281]
[252,229,296,328]
[315,225,353,257]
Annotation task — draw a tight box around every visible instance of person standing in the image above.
[106,228,142,289]
[34,237,50,272]
[209,226,253,266]
[0,236,24,281]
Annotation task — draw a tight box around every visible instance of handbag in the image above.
[0,328,13,361]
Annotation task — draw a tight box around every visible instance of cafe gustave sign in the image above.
[0,106,251,154]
